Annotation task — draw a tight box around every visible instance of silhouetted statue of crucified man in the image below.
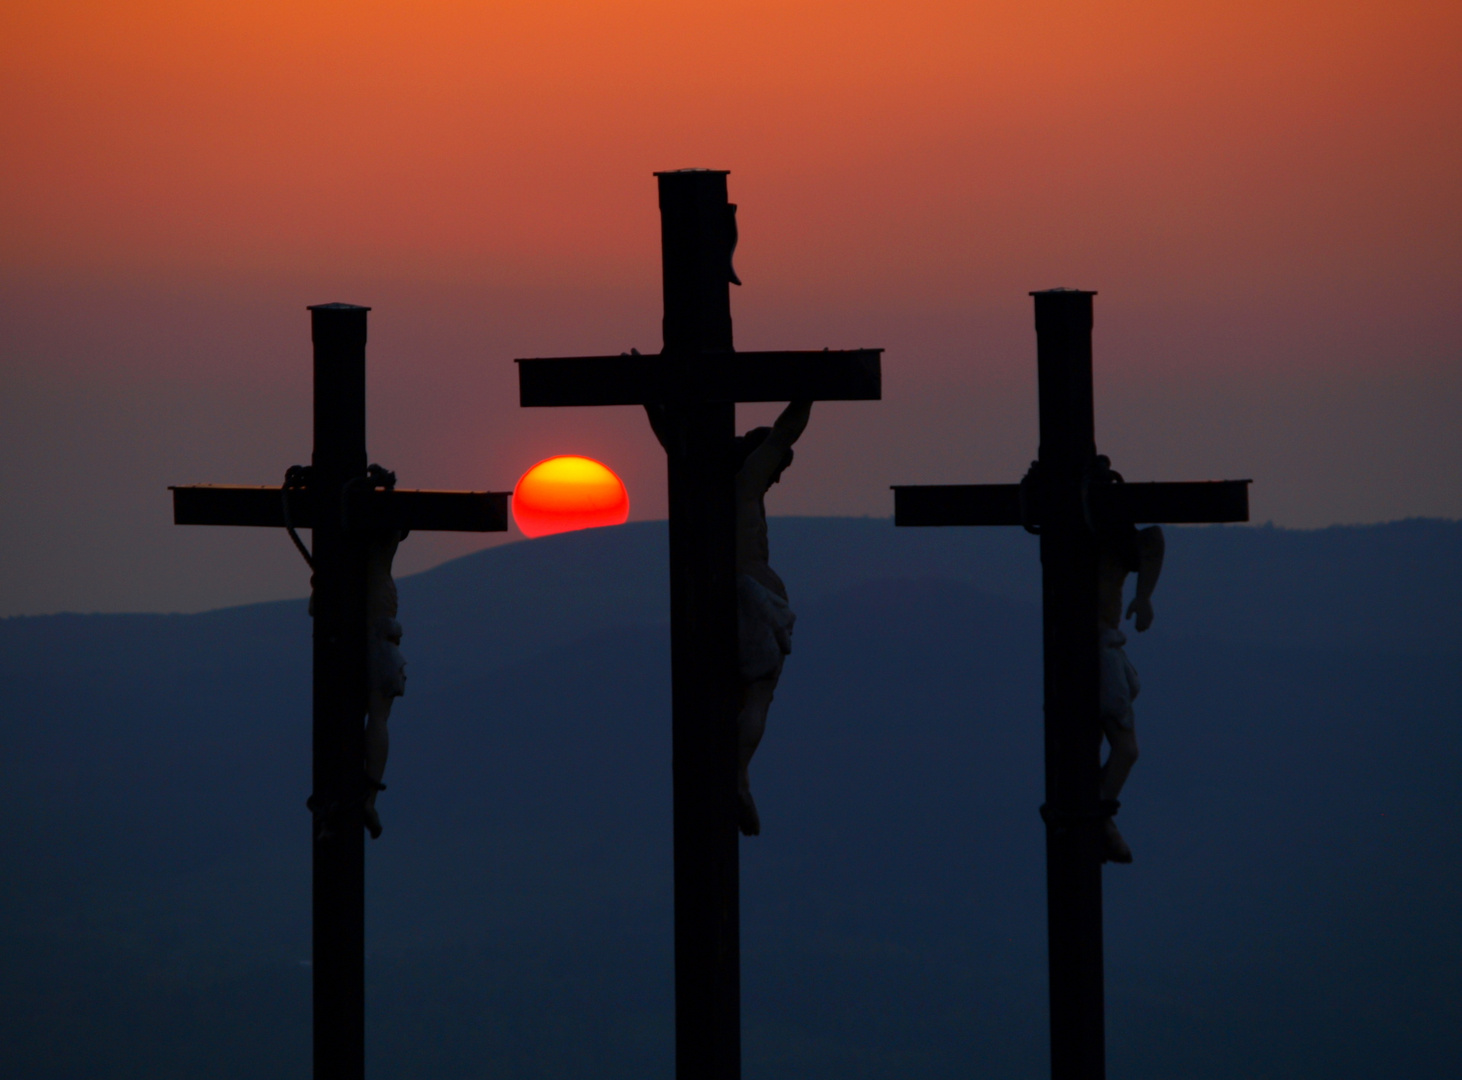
[1091,457,1166,863]
[363,524,408,839]
[732,399,811,835]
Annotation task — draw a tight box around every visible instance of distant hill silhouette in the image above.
[1,517,1458,1079]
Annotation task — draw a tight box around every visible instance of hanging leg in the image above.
[736,675,779,837]
[363,690,391,839]
[1099,718,1138,863]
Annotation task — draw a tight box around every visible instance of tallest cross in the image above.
[517,169,883,1079]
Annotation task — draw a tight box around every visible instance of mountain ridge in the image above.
[0,516,1458,1078]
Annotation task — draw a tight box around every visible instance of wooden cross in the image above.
[170,303,510,1080]
[893,289,1248,1080]
[516,170,882,1080]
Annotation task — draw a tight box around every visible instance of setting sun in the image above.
[512,456,630,538]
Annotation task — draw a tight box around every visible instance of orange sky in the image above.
[5,1,1458,302]
[1,1,1459,614]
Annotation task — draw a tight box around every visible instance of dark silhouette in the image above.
[515,169,880,1080]
[364,525,408,839]
[893,289,1250,1080]
[732,403,811,837]
[169,304,510,1080]
[1094,488,1166,864]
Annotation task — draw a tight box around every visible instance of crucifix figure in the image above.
[171,303,510,1080]
[732,399,810,836]
[893,289,1249,1080]
[517,169,881,1080]
[1092,459,1166,864]
[364,519,408,839]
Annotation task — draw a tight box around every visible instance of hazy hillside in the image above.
[1,518,1458,1079]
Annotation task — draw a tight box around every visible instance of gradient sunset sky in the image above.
[2,0,1458,615]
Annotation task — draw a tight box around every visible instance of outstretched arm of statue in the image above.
[739,400,812,490]
[1126,525,1166,631]
[772,399,812,446]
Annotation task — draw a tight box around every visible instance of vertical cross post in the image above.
[309,302,370,1080]
[659,170,742,1080]
[1033,290,1106,1078]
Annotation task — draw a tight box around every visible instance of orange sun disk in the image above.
[512,456,630,538]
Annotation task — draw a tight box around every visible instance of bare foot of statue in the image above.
[1102,818,1132,864]
[363,805,382,840]
[738,789,761,837]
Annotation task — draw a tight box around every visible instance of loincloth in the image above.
[1098,626,1140,731]
[738,573,795,682]
[370,616,406,699]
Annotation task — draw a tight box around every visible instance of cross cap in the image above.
[1029,288,1097,297]
[653,168,731,177]
[307,302,371,311]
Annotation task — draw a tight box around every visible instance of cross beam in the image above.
[518,348,881,406]
[516,169,881,1080]
[171,484,507,532]
[170,303,509,1080]
[892,290,1249,1080]
[893,479,1249,528]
